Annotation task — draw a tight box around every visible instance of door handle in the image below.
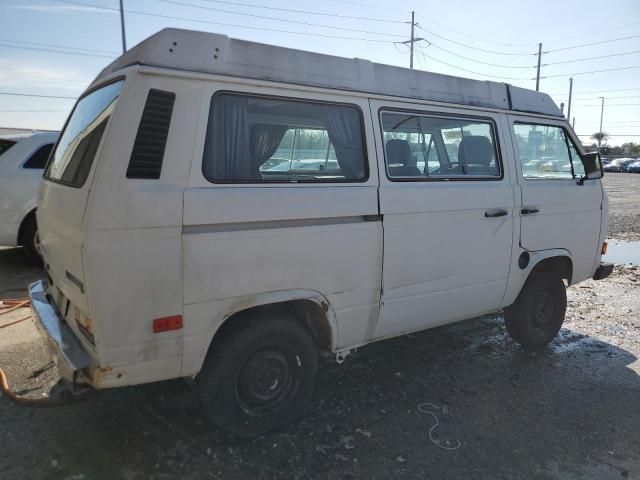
[484,209,508,218]
[521,207,539,215]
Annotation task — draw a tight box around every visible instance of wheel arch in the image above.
[17,207,37,246]
[193,290,338,375]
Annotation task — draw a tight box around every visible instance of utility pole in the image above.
[535,43,542,91]
[402,11,425,69]
[572,117,575,129]
[119,0,127,53]
[567,77,573,120]
[560,102,565,114]
[597,96,605,153]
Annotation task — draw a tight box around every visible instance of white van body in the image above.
[0,131,58,251]
[30,29,610,435]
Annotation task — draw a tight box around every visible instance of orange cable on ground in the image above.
[0,296,56,405]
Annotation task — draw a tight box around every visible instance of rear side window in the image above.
[45,80,124,187]
[0,139,16,156]
[202,93,367,182]
[23,143,53,169]
[514,123,584,179]
[381,111,501,180]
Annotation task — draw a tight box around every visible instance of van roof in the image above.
[95,28,562,118]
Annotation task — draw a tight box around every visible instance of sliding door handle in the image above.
[484,209,508,218]
[521,207,539,215]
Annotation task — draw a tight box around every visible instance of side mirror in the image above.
[582,152,603,180]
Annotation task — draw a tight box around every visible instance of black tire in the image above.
[504,270,567,349]
[20,214,41,264]
[198,314,318,439]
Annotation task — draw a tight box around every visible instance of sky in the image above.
[0,0,639,146]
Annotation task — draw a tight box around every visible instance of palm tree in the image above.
[591,131,610,144]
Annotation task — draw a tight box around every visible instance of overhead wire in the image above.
[49,0,398,43]
[150,0,406,37]
[0,92,76,100]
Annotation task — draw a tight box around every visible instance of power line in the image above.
[414,24,535,56]
[543,49,640,66]
[577,134,640,137]
[0,37,118,55]
[414,12,535,48]
[0,92,76,100]
[197,0,405,23]
[419,41,537,69]
[544,33,640,54]
[150,0,405,37]
[0,73,89,85]
[573,103,640,107]
[50,0,398,43]
[540,65,640,79]
[549,88,640,95]
[0,41,114,59]
[0,109,68,113]
[415,46,530,80]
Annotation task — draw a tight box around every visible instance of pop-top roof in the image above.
[94,28,562,117]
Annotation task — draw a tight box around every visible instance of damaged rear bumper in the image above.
[29,280,92,389]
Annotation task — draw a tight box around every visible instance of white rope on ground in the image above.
[417,402,462,451]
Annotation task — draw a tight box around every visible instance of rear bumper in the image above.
[592,262,614,281]
[28,280,92,386]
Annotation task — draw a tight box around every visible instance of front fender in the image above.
[502,248,572,308]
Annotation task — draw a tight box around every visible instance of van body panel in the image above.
[507,115,603,285]
[370,99,515,338]
[181,84,382,358]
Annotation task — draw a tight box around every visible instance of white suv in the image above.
[0,131,58,260]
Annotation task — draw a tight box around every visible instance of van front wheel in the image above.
[504,271,567,349]
[198,314,318,439]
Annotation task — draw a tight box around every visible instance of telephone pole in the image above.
[597,96,605,153]
[567,77,573,121]
[402,11,425,69]
[535,43,542,91]
[119,0,127,53]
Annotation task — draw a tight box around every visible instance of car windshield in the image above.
[45,80,124,187]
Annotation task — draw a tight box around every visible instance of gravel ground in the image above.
[603,173,640,241]
[0,174,639,480]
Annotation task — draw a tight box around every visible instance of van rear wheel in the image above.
[504,270,567,349]
[198,314,318,440]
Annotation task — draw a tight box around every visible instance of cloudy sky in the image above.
[1,0,639,145]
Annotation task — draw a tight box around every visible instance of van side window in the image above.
[381,111,501,180]
[514,123,584,179]
[23,143,53,169]
[202,93,367,182]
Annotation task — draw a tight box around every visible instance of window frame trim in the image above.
[43,76,126,188]
[378,107,505,182]
[513,121,586,182]
[201,90,370,185]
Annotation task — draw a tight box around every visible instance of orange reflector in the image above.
[153,315,183,333]
[601,241,608,255]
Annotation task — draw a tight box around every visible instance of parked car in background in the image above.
[627,160,640,173]
[0,131,58,260]
[603,158,636,172]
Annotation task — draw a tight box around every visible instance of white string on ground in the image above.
[417,402,462,451]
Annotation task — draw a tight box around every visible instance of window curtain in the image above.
[250,124,287,169]
[205,95,257,180]
[322,107,365,179]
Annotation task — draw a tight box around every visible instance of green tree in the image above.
[590,131,610,145]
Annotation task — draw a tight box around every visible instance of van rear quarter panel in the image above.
[180,82,383,376]
[83,73,202,382]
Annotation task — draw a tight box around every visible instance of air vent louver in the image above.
[126,89,175,179]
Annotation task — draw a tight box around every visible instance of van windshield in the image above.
[45,80,124,187]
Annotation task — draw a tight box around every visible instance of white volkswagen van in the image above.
[30,29,612,438]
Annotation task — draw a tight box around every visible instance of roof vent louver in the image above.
[126,89,175,179]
